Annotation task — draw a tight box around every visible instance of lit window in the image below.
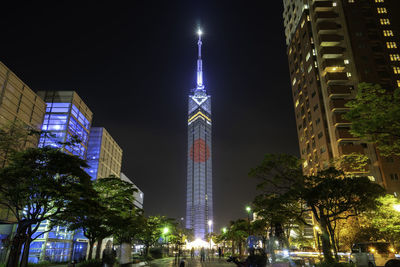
[347,72,352,77]
[394,67,400,74]
[348,0,354,2]
[313,49,316,56]
[377,7,387,14]
[344,59,350,64]
[383,30,394,37]
[389,54,400,61]
[397,80,400,88]
[292,77,297,86]
[308,65,312,73]
[375,0,384,2]
[332,2,337,6]
[387,42,398,49]
[295,99,300,107]
[307,15,310,21]
[380,18,390,25]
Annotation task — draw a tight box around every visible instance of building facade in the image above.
[86,127,123,180]
[29,91,93,263]
[0,62,46,262]
[120,173,144,210]
[186,31,213,239]
[283,0,400,193]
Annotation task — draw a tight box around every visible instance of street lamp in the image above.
[163,227,169,256]
[222,227,227,234]
[245,206,252,236]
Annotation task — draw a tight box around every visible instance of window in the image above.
[348,0,354,2]
[394,67,400,74]
[375,0,384,2]
[311,91,316,98]
[306,52,311,61]
[316,118,321,125]
[390,173,399,181]
[308,65,312,73]
[313,104,319,111]
[377,7,387,14]
[318,132,323,139]
[380,18,390,25]
[292,77,297,86]
[383,30,394,37]
[390,54,400,61]
[347,72,352,77]
[320,147,326,154]
[295,99,300,107]
[397,80,400,88]
[344,59,350,64]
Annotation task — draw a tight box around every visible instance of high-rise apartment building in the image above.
[283,0,400,194]
[86,127,123,180]
[186,30,213,239]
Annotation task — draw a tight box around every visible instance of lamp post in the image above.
[222,227,227,255]
[245,206,252,236]
[208,220,213,250]
[163,227,169,257]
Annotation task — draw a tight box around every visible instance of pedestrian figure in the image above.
[190,247,195,259]
[102,240,116,267]
[218,247,222,259]
[200,247,205,262]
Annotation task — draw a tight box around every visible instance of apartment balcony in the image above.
[319,34,343,46]
[313,1,334,11]
[332,112,350,125]
[315,11,339,21]
[338,144,364,155]
[317,21,341,33]
[325,72,348,83]
[327,85,352,96]
[320,47,345,58]
[329,99,349,110]
[321,58,345,72]
[336,128,359,140]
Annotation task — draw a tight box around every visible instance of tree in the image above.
[137,216,167,257]
[250,154,385,263]
[345,83,400,156]
[226,219,248,257]
[366,194,400,249]
[0,147,92,267]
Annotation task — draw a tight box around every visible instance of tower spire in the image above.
[196,28,204,92]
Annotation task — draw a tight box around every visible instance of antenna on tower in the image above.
[196,28,204,91]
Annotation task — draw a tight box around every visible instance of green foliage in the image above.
[333,153,369,173]
[365,194,400,248]
[76,259,102,267]
[345,83,400,156]
[250,154,385,263]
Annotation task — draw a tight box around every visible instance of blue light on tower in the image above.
[186,28,214,239]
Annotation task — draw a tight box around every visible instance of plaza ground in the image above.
[149,257,235,267]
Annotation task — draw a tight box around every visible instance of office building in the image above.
[283,0,400,194]
[186,30,213,239]
[86,127,123,180]
[0,62,46,262]
[29,91,93,263]
[120,173,144,210]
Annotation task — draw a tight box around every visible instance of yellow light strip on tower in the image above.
[188,111,211,123]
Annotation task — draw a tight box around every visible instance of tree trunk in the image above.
[20,237,32,267]
[88,241,94,260]
[326,222,339,261]
[320,218,334,263]
[231,240,235,255]
[268,238,276,264]
[95,238,103,260]
[6,228,26,267]
[238,241,243,257]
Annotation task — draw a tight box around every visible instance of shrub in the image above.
[149,248,163,259]
[316,261,355,267]
[76,259,102,267]
[27,261,54,267]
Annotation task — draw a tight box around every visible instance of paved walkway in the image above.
[149,257,235,267]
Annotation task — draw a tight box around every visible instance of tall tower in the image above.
[283,0,400,193]
[186,29,213,239]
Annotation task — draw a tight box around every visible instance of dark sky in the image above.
[8,0,399,231]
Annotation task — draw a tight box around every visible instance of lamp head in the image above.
[197,29,203,36]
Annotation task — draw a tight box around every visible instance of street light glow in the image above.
[163,227,169,234]
[197,29,202,36]
[222,227,227,233]
[208,220,213,226]
[393,204,400,212]
[246,206,251,213]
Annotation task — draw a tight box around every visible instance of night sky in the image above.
[3,1,399,232]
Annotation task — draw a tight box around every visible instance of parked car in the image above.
[350,242,397,267]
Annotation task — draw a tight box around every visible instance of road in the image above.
[148,257,236,267]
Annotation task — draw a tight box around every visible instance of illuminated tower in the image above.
[186,29,213,239]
